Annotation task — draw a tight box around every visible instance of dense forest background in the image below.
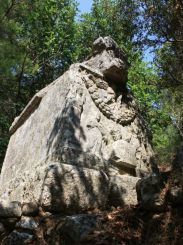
[0,0,182,168]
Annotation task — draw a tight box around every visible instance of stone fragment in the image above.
[22,202,39,216]
[0,201,22,218]
[0,218,18,231]
[136,174,166,211]
[0,223,5,233]
[16,216,38,230]
[169,186,183,204]
[86,38,128,84]
[3,231,34,244]
[39,164,109,213]
[93,36,117,52]
[60,214,98,243]
[110,139,138,174]
[109,175,140,206]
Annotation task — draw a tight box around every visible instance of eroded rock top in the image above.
[93,36,118,52]
[85,36,128,84]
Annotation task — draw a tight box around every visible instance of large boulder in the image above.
[109,175,140,206]
[60,214,99,243]
[1,163,109,213]
[0,37,156,212]
[136,174,166,211]
[0,201,22,218]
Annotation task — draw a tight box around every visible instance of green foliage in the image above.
[141,0,183,139]
[78,0,182,163]
[152,123,181,164]
[76,0,142,60]
[128,55,181,163]
[0,0,78,168]
[15,0,78,86]
[128,57,160,118]
[156,44,183,139]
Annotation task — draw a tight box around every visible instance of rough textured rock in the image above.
[3,231,34,244]
[0,212,100,245]
[0,36,156,213]
[136,174,166,211]
[60,214,99,243]
[109,175,140,206]
[15,216,38,230]
[0,201,22,218]
[1,163,109,213]
[22,202,39,216]
[87,36,128,84]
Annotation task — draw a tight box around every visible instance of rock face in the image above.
[0,37,156,213]
[136,174,166,211]
[109,175,140,207]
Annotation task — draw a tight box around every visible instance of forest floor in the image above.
[79,205,183,245]
[80,164,183,245]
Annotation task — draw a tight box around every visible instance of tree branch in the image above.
[16,53,28,100]
[4,0,16,18]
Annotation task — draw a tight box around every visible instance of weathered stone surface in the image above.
[0,213,98,244]
[40,164,109,212]
[1,163,109,213]
[3,231,34,244]
[60,214,98,243]
[22,202,39,216]
[109,175,140,206]
[0,36,156,212]
[110,139,139,174]
[15,216,38,230]
[136,174,166,211]
[90,36,128,83]
[93,36,118,52]
[0,223,4,232]
[0,201,22,218]
[0,218,18,230]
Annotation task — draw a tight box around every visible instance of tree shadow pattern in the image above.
[37,97,127,213]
